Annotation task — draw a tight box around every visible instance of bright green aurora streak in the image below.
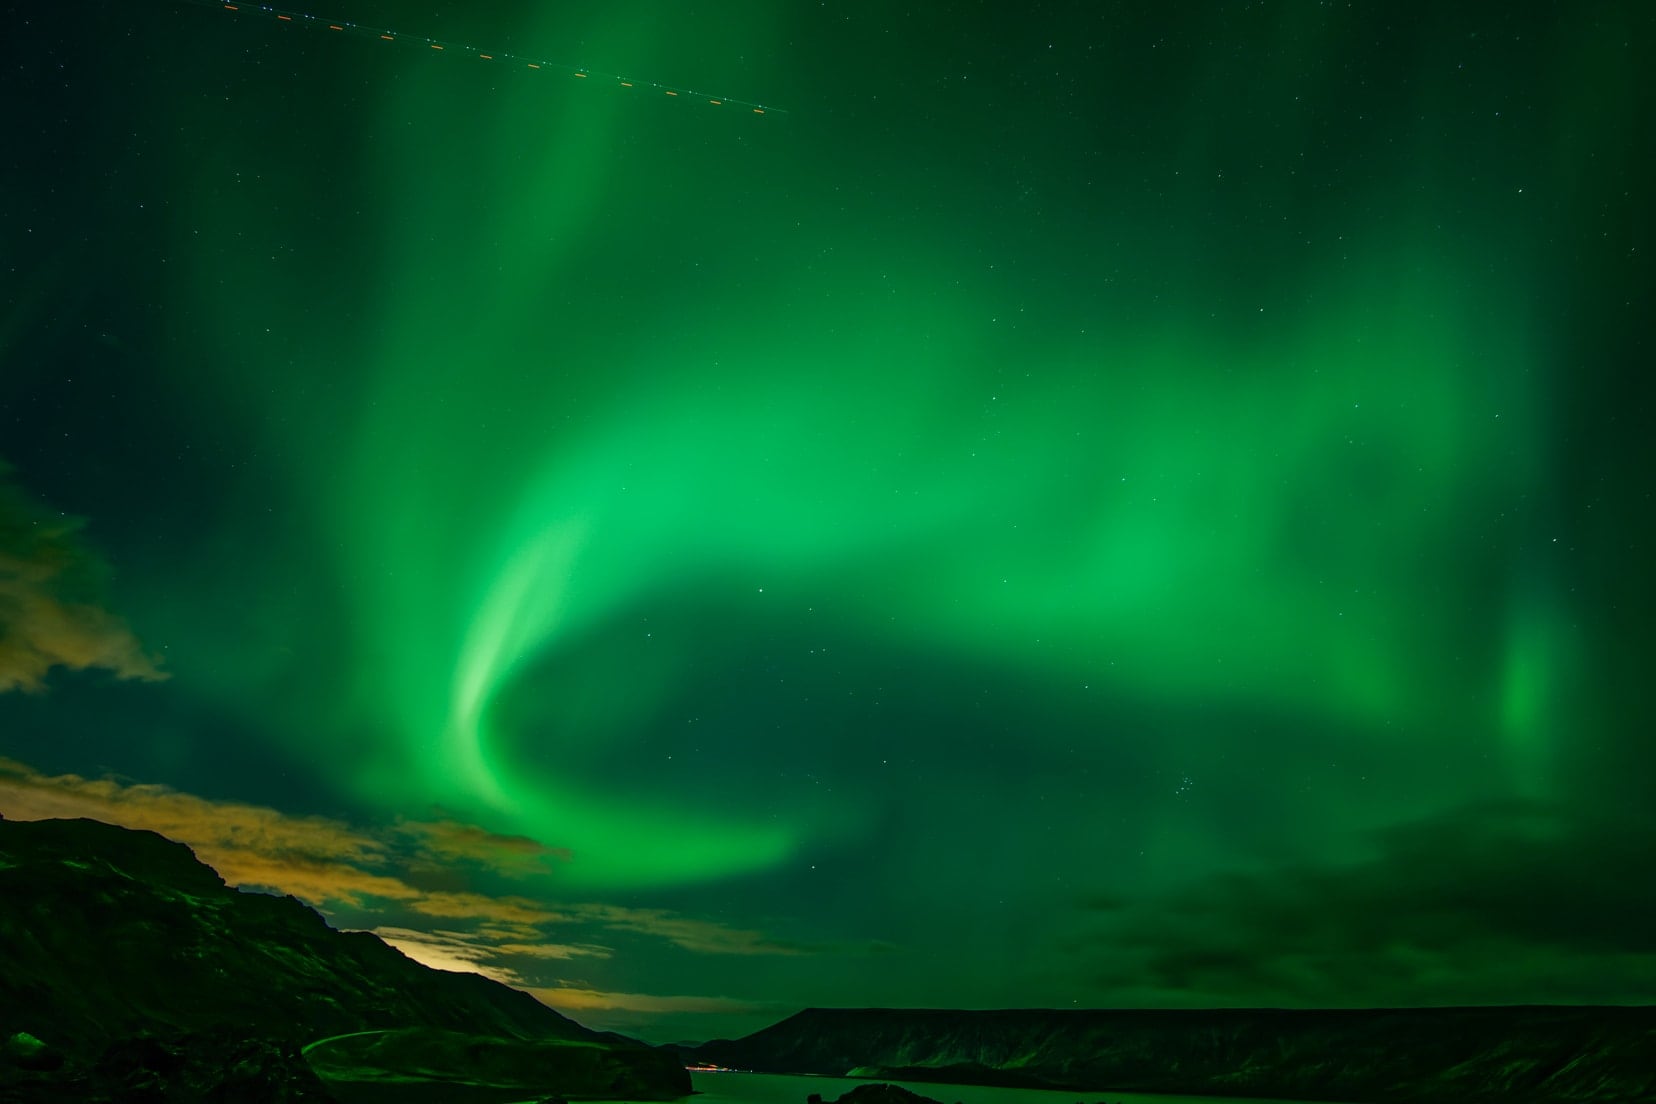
[331,200,1550,885]
[146,1,1588,894]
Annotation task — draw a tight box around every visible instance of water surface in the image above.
[688,1070,1320,1104]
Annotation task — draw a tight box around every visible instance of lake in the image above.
[687,1070,1322,1104]
[378,1068,1331,1104]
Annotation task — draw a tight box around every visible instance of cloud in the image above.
[0,756,413,907]
[0,461,166,692]
[371,927,531,984]
[372,925,612,984]
[396,815,573,873]
[0,757,819,1002]
[527,986,776,1016]
[0,758,592,924]
[493,941,615,961]
[405,890,571,926]
[470,921,617,959]
[1074,800,1656,1007]
[568,903,815,956]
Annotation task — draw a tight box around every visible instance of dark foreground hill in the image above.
[691,1005,1656,1103]
[0,814,688,1102]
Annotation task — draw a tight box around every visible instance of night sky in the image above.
[2,0,1653,1042]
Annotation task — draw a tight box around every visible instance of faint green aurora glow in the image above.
[324,236,1559,888]
[140,1,1585,895]
[9,0,1651,1031]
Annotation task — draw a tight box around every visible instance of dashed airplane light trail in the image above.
[180,0,788,115]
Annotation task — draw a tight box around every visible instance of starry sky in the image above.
[2,0,1653,1043]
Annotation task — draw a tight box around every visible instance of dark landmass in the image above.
[0,814,688,1102]
[307,1026,690,1103]
[808,1085,946,1104]
[0,1029,337,1103]
[690,1005,1656,1103]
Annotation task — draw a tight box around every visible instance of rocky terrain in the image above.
[0,814,689,1102]
[692,1005,1656,1103]
[306,1026,689,1103]
[808,1086,947,1104]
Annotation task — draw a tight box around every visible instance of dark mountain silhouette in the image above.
[809,1086,946,1104]
[690,1005,1656,1103]
[0,814,688,1102]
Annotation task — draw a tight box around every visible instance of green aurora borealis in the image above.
[2,0,1653,1038]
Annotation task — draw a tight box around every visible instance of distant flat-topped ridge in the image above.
[692,1004,1656,1103]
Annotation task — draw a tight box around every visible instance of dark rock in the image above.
[823,1084,944,1104]
[306,1027,688,1101]
[94,1031,339,1103]
[0,816,683,1101]
[0,1030,339,1103]
[0,817,611,1052]
[2,1033,62,1072]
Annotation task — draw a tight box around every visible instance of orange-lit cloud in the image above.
[0,757,412,906]
[528,986,775,1015]
[493,940,615,960]
[372,925,612,983]
[0,758,586,914]
[0,761,808,960]
[466,922,614,959]
[569,904,814,956]
[0,757,824,1009]
[0,461,166,692]
[406,890,571,926]
[396,815,573,873]
[372,927,531,984]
